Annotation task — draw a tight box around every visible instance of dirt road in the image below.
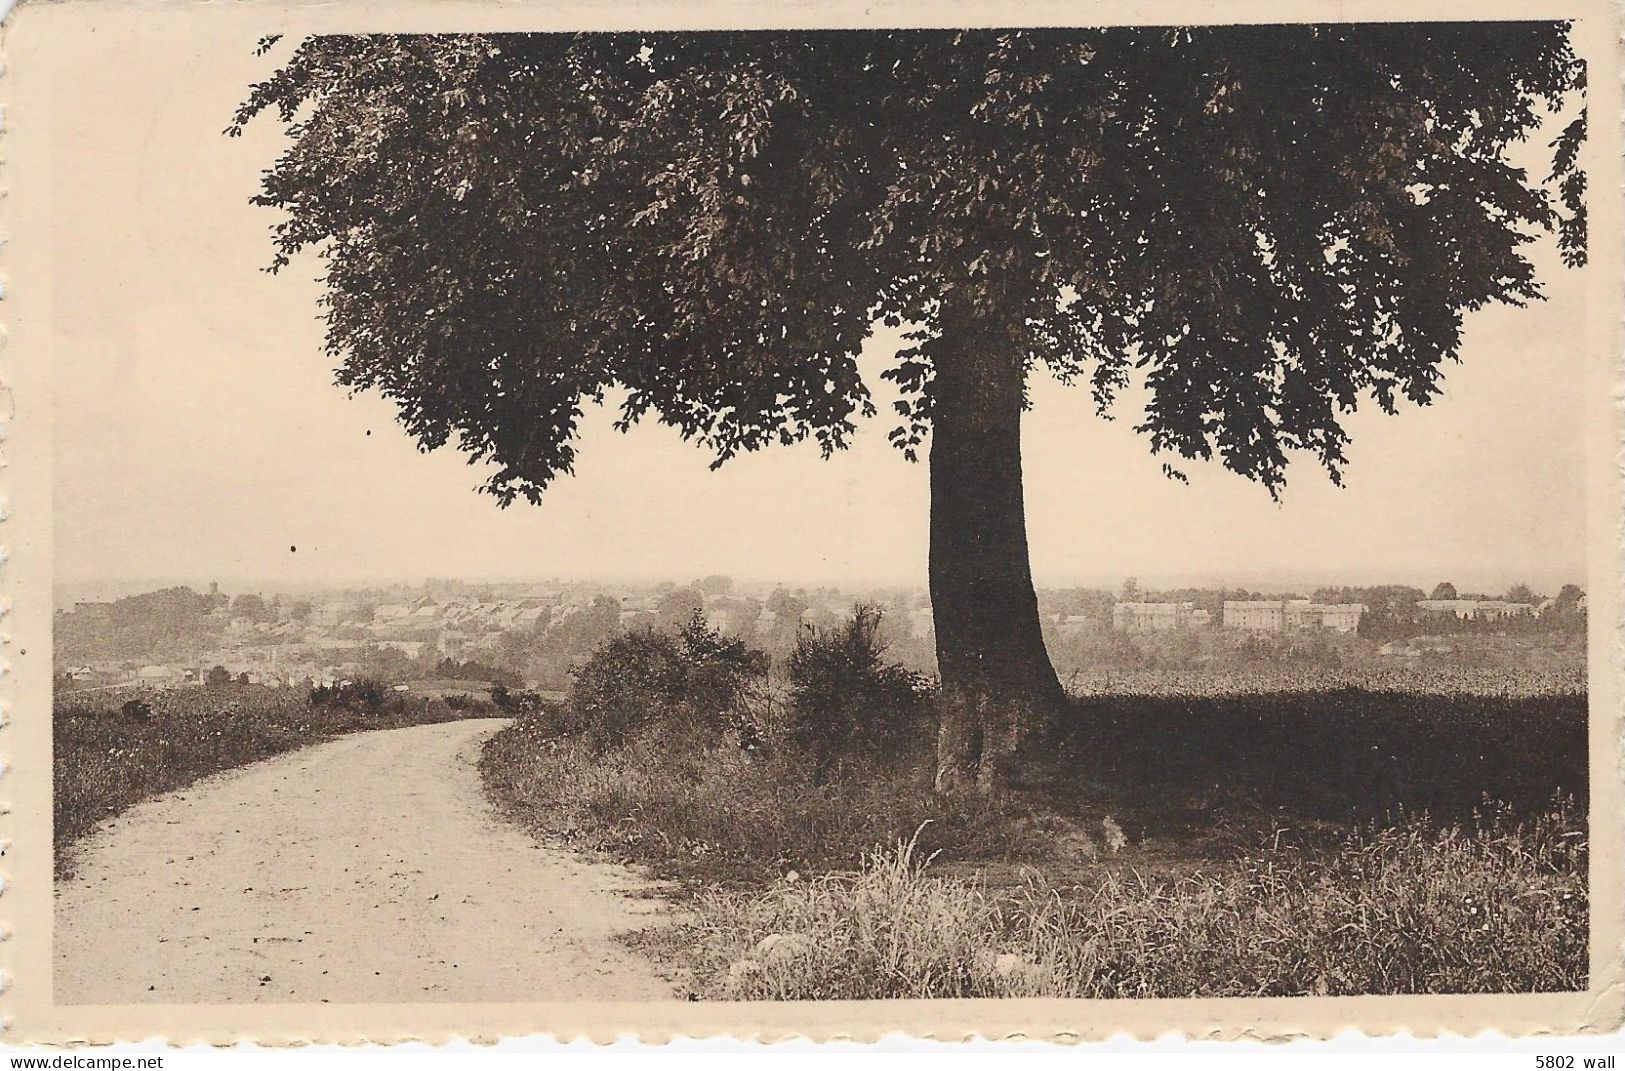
[55,718,675,1003]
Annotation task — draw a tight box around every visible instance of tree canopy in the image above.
[233,25,1585,505]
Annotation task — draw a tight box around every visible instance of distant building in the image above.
[1285,600,1368,633]
[1112,602,1192,632]
[1225,600,1365,633]
[1417,599,1534,621]
[1224,601,1285,631]
[135,665,177,687]
[1308,604,1367,632]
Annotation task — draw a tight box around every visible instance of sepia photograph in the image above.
[5,0,1622,1048]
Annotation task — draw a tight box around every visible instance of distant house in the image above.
[136,665,176,687]
[1112,602,1192,632]
[436,630,473,656]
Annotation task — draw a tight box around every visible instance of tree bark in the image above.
[928,317,1064,796]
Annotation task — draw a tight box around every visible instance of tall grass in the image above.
[689,804,1587,999]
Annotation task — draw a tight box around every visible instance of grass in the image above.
[480,723,1042,886]
[680,804,1587,999]
[54,683,495,875]
[480,682,1590,998]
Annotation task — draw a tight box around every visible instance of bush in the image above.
[692,803,1587,999]
[785,606,932,776]
[566,612,766,753]
[310,677,388,710]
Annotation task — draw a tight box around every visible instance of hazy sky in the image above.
[49,24,1593,598]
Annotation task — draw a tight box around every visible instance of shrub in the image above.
[785,606,932,776]
[566,612,766,753]
[310,677,387,710]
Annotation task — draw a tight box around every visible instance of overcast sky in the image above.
[49,25,1593,599]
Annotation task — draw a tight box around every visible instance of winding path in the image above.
[55,718,675,1004]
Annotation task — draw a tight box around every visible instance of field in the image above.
[480,637,1589,999]
[1058,658,1586,700]
[54,683,495,875]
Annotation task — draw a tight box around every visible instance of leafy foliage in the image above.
[566,612,767,752]
[55,585,227,664]
[233,26,1586,502]
[785,606,932,774]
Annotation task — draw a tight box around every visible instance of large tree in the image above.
[234,25,1585,793]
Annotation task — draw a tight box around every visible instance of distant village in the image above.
[54,576,1588,692]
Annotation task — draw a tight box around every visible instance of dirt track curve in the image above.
[55,718,675,1004]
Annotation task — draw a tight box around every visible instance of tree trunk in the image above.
[928,319,1064,796]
